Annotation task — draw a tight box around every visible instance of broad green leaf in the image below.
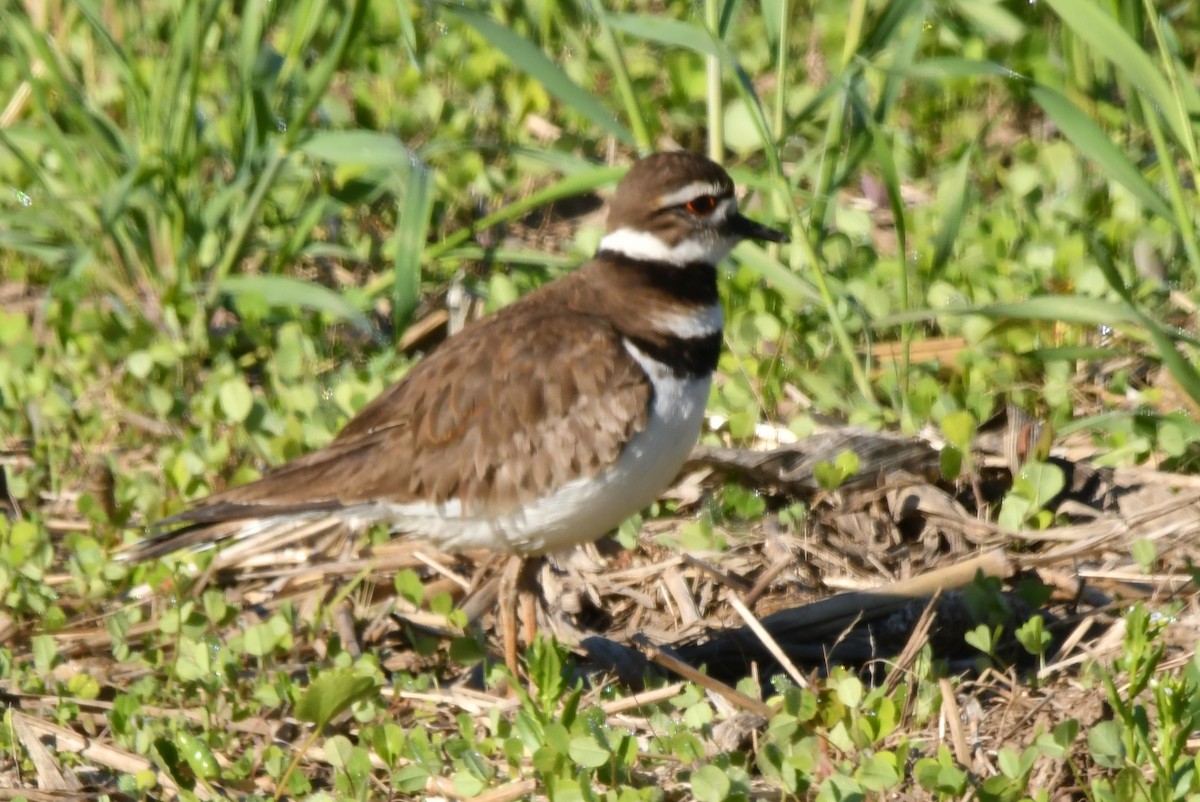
[323,735,354,768]
[218,378,254,424]
[296,669,379,729]
[452,769,486,798]
[1087,719,1125,769]
[1018,460,1065,510]
[1015,616,1052,658]
[858,751,900,790]
[447,7,633,145]
[568,735,610,768]
[964,624,995,654]
[176,731,219,779]
[394,569,424,607]
[218,274,374,336]
[691,764,732,802]
[940,411,976,452]
[1029,86,1173,221]
[1131,537,1157,573]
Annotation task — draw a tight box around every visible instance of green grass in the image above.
[3,0,1200,799]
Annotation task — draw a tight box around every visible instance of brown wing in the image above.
[162,302,651,523]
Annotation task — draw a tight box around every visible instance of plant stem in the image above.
[592,5,652,153]
[705,0,723,161]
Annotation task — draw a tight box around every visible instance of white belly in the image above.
[364,349,711,554]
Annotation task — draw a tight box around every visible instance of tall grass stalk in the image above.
[705,0,723,162]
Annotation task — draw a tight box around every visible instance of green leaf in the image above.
[831,671,863,707]
[126,350,153,379]
[299,130,418,168]
[568,735,610,768]
[324,734,354,768]
[390,156,434,332]
[1087,720,1126,769]
[218,275,375,336]
[1029,86,1173,221]
[296,669,379,729]
[906,57,1017,80]
[605,14,721,57]
[730,242,819,304]
[176,731,219,779]
[394,569,424,607]
[940,411,976,453]
[974,296,1142,327]
[931,144,974,277]
[242,620,283,657]
[218,378,254,424]
[1130,538,1157,573]
[691,764,732,802]
[452,769,486,798]
[529,636,566,712]
[954,1,1025,42]
[1017,460,1065,510]
[0,309,30,346]
[31,634,57,674]
[1015,615,1052,658]
[447,6,633,146]
[833,450,860,479]
[857,751,900,790]
[964,624,995,655]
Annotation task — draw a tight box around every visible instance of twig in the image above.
[727,594,808,689]
[635,637,774,719]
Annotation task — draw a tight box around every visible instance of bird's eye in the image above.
[685,195,718,215]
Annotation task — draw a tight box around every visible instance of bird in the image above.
[125,151,788,613]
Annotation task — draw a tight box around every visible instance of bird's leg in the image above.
[500,554,523,678]
[518,556,540,648]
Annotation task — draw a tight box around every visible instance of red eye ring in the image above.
[685,195,718,215]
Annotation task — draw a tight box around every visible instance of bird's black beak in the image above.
[731,213,790,244]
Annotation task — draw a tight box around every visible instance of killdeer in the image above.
[126,151,788,565]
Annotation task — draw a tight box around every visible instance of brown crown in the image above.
[606,151,736,234]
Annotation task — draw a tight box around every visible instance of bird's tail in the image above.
[118,500,349,569]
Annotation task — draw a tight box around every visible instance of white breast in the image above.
[360,340,710,554]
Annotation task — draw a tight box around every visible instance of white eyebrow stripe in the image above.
[598,228,718,266]
[657,181,726,208]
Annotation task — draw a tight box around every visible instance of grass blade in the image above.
[447,6,634,146]
[1043,0,1194,149]
[300,130,419,168]
[389,158,435,333]
[1029,86,1173,221]
[930,144,974,279]
[218,275,375,337]
[973,297,1141,327]
[604,14,722,57]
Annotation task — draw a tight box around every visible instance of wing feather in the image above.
[126,294,653,560]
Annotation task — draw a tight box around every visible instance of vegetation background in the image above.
[1,0,1199,799]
